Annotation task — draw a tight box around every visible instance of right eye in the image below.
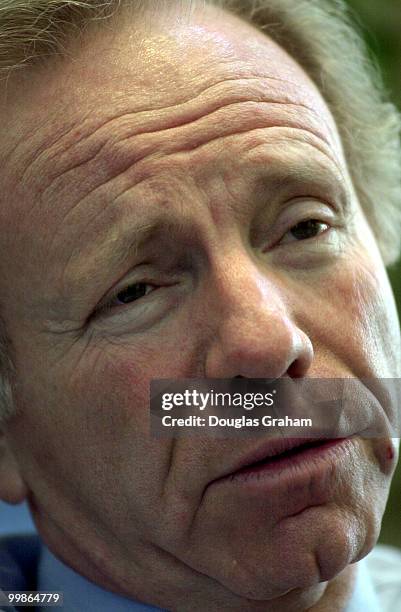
[95,282,158,316]
[112,283,155,305]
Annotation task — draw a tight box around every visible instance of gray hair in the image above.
[0,0,400,426]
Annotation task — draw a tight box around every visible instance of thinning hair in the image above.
[0,0,400,425]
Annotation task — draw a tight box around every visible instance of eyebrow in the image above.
[58,210,191,299]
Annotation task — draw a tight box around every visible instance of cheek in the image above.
[90,356,153,429]
[65,343,192,472]
[11,350,177,527]
[303,250,401,378]
[12,326,200,509]
[79,341,193,429]
[341,257,400,375]
[77,319,211,428]
[10,346,153,494]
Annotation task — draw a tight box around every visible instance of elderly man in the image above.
[0,0,401,610]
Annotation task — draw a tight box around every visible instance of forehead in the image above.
[1,4,339,156]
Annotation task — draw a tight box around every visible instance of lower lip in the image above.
[227,438,352,485]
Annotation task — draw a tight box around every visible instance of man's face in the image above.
[0,4,400,611]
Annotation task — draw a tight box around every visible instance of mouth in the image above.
[208,435,357,518]
[221,436,352,484]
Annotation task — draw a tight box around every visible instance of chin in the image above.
[211,505,372,601]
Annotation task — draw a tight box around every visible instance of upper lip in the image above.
[219,436,345,480]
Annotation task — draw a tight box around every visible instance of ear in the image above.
[0,430,28,504]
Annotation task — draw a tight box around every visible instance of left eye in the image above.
[282,219,329,243]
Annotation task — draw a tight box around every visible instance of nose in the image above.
[204,262,314,379]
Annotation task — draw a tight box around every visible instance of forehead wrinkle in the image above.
[18,74,336,199]
[12,76,269,186]
[38,99,336,219]
[109,126,343,223]
[3,106,94,195]
[241,129,347,181]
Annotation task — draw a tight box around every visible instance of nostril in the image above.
[287,360,306,378]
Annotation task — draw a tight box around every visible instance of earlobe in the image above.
[0,432,28,504]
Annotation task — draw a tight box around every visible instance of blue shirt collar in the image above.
[38,545,380,612]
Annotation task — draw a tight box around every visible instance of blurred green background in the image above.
[344,0,401,548]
